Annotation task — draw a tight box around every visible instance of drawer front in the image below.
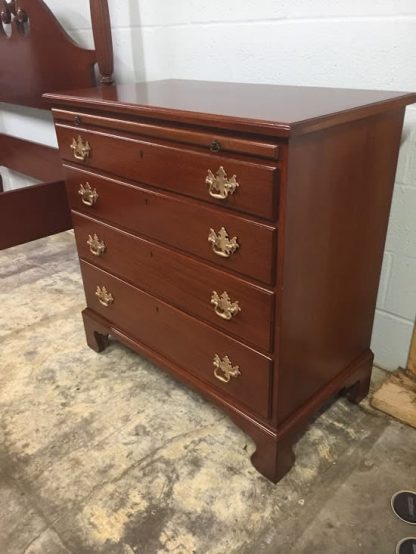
[73,212,274,351]
[53,109,281,161]
[66,166,276,285]
[56,124,279,221]
[80,260,272,419]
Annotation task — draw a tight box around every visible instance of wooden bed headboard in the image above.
[0,0,114,250]
[0,0,113,109]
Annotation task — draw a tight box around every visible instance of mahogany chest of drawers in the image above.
[45,81,416,482]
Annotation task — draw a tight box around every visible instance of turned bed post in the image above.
[90,0,114,85]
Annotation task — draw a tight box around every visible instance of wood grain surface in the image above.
[73,212,275,351]
[81,260,273,419]
[48,81,415,482]
[45,80,416,137]
[56,124,279,221]
[65,165,276,285]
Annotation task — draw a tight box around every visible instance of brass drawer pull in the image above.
[208,226,239,258]
[206,166,239,199]
[211,291,241,320]
[78,183,98,206]
[71,135,91,161]
[213,354,241,383]
[95,285,114,307]
[87,234,106,257]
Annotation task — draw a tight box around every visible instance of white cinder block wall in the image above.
[1,0,415,369]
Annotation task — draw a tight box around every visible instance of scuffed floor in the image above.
[0,232,415,554]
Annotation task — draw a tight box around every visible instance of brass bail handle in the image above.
[211,291,241,320]
[213,354,241,383]
[206,166,239,200]
[95,286,114,307]
[214,367,230,383]
[208,227,239,258]
[78,183,98,207]
[87,234,106,257]
[71,136,91,161]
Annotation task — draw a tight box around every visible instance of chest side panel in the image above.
[275,108,406,424]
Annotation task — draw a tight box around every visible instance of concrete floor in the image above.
[0,231,415,554]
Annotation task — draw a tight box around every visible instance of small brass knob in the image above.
[211,291,241,320]
[209,140,221,153]
[206,166,239,200]
[95,286,114,307]
[213,354,241,383]
[87,234,106,257]
[78,183,98,207]
[208,226,239,258]
[71,135,91,161]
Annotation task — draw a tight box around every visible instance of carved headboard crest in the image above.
[0,0,114,109]
[1,1,28,26]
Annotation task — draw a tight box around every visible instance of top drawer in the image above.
[53,109,281,161]
[55,124,279,221]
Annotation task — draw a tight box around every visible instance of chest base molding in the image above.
[82,307,373,483]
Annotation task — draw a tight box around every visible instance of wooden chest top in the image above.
[45,79,416,137]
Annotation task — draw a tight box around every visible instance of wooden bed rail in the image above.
[0,180,71,250]
[0,135,71,249]
[0,134,63,182]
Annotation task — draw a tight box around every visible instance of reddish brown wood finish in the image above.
[0,0,93,108]
[56,124,279,221]
[0,134,63,182]
[0,0,113,249]
[0,0,113,108]
[345,371,372,405]
[82,306,292,479]
[81,260,273,419]
[274,109,406,425]
[65,165,276,285]
[73,212,274,351]
[90,0,114,85]
[53,109,281,160]
[44,80,416,137]
[48,81,415,482]
[82,309,110,352]
[81,309,373,483]
[0,180,71,250]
